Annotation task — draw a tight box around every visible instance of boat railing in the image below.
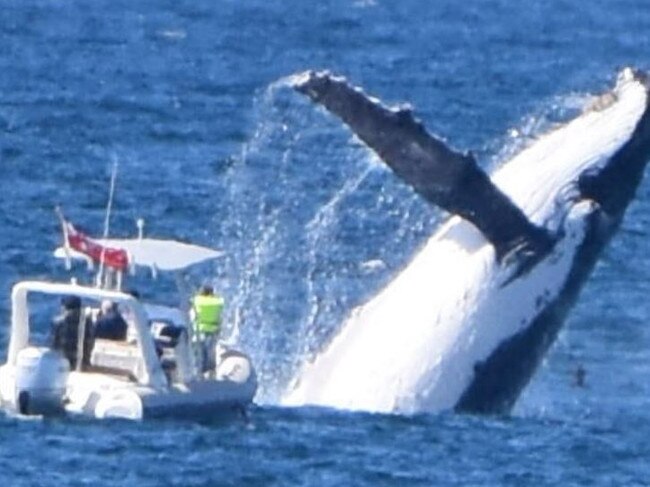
[8,281,168,389]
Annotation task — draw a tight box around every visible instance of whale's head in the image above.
[577,69,650,222]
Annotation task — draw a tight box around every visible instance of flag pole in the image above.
[55,206,72,271]
[98,158,119,288]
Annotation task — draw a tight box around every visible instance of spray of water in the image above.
[211,78,437,403]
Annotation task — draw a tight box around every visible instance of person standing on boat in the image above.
[190,284,224,373]
[51,295,94,370]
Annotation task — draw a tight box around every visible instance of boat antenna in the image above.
[136,218,145,240]
[103,157,119,239]
[97,158,119,287]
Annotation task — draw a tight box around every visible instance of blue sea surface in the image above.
[2,0,650,485]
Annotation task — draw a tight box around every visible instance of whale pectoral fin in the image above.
[291,70,554,261]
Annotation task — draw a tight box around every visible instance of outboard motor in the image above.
[14,347,70,415]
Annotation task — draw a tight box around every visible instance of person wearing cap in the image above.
[51,295,94,369]
[190,284,224,373]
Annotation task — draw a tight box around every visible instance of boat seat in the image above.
[90,339,142,381]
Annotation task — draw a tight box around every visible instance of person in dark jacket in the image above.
[51,295,93,369]
[94,300,128,341]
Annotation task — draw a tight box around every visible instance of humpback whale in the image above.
[282,68,650,415]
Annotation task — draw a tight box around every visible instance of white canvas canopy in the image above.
[54,238,223,272]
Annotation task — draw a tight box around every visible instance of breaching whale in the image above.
[282,68,650,415]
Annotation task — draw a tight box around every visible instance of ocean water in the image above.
[2,0,650,485]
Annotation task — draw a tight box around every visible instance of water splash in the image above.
[300,163,373,362]
[212,78,436,403]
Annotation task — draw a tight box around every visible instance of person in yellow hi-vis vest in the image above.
[190,284,224,374]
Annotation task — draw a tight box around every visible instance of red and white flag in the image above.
[61,219,129,271]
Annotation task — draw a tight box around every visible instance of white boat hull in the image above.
[1,347,257,420]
